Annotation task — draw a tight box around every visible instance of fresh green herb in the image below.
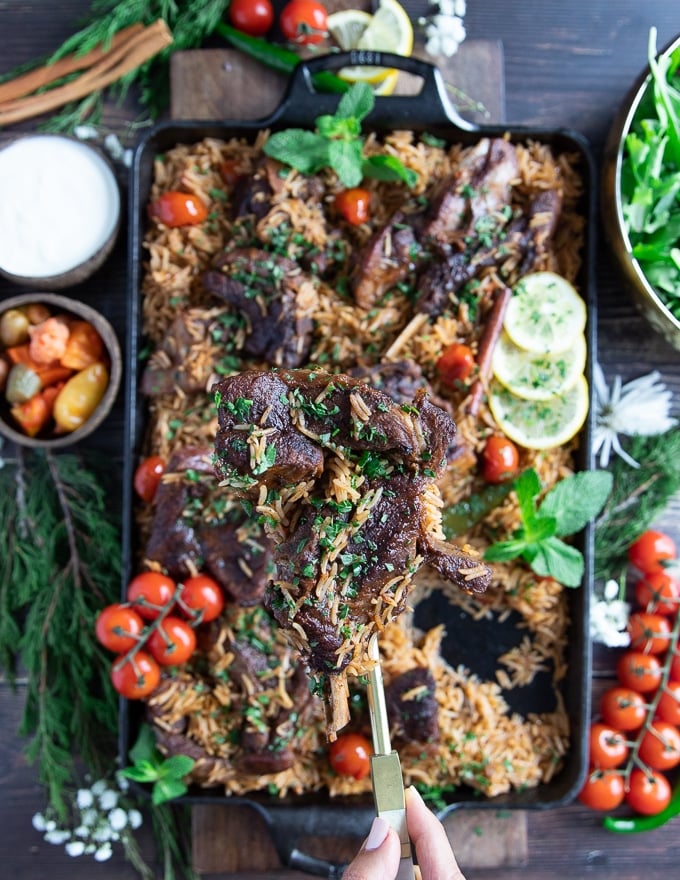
[251,443,277,475]
[621,28,680,320]
[442,479,517,537]
[484,468,613,587]
[121,724,195,805]
[263,83,418,188]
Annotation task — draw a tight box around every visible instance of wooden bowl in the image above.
[0,292,122,449]
[602,34,680,350]
[0,135,121,290]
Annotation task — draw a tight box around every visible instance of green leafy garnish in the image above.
[485,468,613,587]
[263,82,418,188]
[121,724,195,805]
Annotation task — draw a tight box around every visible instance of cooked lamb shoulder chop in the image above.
[213,368,491,737]
[385,667,439,743]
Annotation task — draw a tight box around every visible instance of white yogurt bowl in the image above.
[0,134,121,289]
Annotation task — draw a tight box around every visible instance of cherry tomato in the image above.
[616,651,663,694]
[110,650,161,699]
[436,343,475,386]
[147,616,197,666]
[329,732,371,780]
[638,720,680,771]
[179,574,225,623]
[625,767,672,816]
[634,569,680,617]
[600,687,647,731]
[671,651,680,684]
[627,612,672,655]
[228,0,274,36]
[481,435,520,483]
[656,681,680,727]
[149,191,208,227]
[279,0,328,44]
[588,722,629,770]
[577,770,625,811]
[219,159,244,187]
[334,188,371,226]
[95,604,145,653]
[628,529,677,573]
[133,455,166,504]
[127,572,176,620]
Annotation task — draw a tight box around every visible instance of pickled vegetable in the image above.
[53,362,109,432]
[0,308,30,347]
[6,363,42,404]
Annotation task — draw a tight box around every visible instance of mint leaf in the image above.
[263,129,330,173]
[316,114,361,140]
[328,138,364,187]
[538,470,613,537]
[484,538,530,562]
[336,82,374,122]
[152,776,189,805]
[160,754,195,779]
[363,154,419,186]
[531,536,584,587]
[128,723,159,766]
[514,468,542,524]
[120,763,160,783]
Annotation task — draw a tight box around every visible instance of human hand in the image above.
[342,785,466,880]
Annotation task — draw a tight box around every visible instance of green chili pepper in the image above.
[603,780,680,833]
[215,23,349,94]
[441,479,516,538]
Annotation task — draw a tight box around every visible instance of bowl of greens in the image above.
[602,29,680,350]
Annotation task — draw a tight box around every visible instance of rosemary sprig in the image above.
[594,428,680,581]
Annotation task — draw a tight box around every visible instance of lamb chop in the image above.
[213,368,492,738]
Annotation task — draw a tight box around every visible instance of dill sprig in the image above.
[0,448,122,814]
[594,428,680,581]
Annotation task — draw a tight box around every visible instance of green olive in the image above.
[0,308,30,347]
[6,363,42,404]
[53,362,109,432]
[25,303,52,325]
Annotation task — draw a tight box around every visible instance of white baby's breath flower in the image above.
[65,840,86,857]
[603,578,620,601]
[44,820,57,833]
[590,597,631,648]
[420,0,467,58]
[90,779,108,797]
[74,825,90,838]
[74,124,99,141]
[80,808,98,827]
[76,789,94,809]
[44,829,71,845]
[98,789,118,810]
[92,824,114,843]
[593,364,677,468]
[115,770,131,792]
[32,813,47,832]
[127,809,143,830]
[108,808,128,832]
[94,842,113,862]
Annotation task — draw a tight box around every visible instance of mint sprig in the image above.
[120,724,195,805]
[485,468,613,587]
[263,82,418,188]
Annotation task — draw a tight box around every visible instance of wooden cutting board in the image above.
[170,31,524,876]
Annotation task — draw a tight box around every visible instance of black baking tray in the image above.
[122,51,597,875]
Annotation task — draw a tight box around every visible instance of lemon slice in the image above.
[333,0,413,86]
[488,375,589,450]
[503,272,587,355]
[492,330,587,401]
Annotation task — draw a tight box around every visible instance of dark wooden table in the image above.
[1,2,679,879]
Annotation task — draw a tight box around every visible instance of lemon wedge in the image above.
[328,0,413,87]
[503,272,587,355]
[492,330,587,401]
[488,375,590,450]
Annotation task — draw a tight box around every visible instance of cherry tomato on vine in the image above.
[577,770,625,811]
[179,574,225,623]
[110,650,161,699]
[334,188,371,226]
[147,616,197,666]
[600,687,647,731]
[228,0,274,36]
[628,529,677,573]
[656,681,680,727]
[627,612,672,655]
[671,651,680,684]
[133,455,166,503]
[279,0,328,44]
[625,767,672,815]
[329,732,371,780]
[481,435,520,484]
[436,343,475,386]
[127,572,176,620]
[588,722,629,770]
[149,191,208,227]
[634,569,680,617]
[615,651,663,694]
[637,720,680,771]
[95,604,145,653]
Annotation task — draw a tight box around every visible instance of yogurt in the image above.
[0,135,120,279]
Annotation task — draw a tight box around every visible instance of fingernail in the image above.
[365,816,390,851]
[405,785,423,805]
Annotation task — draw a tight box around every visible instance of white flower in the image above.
[98,789,118,810]
[424,15,466,57]
[108,808,128,832]
[94,842,113,862]
[80,808,98,827]
[65,840,86,857]
[74,825,91,838]
[593,364,677,468]
[115,770,131,792]
[76,789,94,809]
[32,813,47,832]
[44,829,71,845]
[74,125,99,141]
[590,598,631,647]
[127,809,143,830]
[92,824,113,843]
[90,779,108,797]
[44,820,57,832]
[603,578,620,601]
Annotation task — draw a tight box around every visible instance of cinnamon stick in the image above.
[0,20,173,127]
[0,23,146,105]
[466,284,512,416]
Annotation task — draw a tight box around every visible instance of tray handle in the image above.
[269,51,477,132]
